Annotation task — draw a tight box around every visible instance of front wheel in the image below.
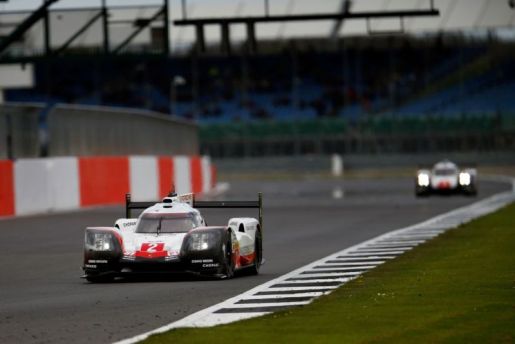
[415,187,429,197]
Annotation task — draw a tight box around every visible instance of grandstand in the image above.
[1,0,514,157]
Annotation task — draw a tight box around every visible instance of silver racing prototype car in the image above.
[415,160,477,197]
[82,193,263,282]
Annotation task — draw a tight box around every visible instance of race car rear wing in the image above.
[125,193,263,230]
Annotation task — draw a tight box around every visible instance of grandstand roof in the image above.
[1,0,513,53]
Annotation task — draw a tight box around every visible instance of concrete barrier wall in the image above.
[211,164,217,189]
[0,160,15,216]
[158,157,174,198]
[78,156,130,206]
[190,156,203,194]
[0,103,198,159]
[129,156,159,202]
[0,103,43,159]
[48,104,199,157]
[47,157,80,211]
[14,159,52,215]
[0,111,7,160]
[0,155,216,218]
[201,156,212,194]
[173,156,191,195]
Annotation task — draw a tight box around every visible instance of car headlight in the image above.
[189,232,215,251]
[417,173,430,187]
[85,232,114,251]
[459,172,471,186]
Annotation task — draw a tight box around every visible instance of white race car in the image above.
[82,193,263,282]
[415,160,477,196]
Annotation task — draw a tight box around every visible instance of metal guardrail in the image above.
[0,103,199,159]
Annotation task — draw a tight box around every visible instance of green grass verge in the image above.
[144,203,515,344]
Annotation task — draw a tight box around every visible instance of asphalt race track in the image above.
[0,177,509,343]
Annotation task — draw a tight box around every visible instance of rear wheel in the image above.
[221,234,235,279]
[249,230,262,275]
[465,188,478,197]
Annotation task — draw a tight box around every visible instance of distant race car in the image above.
[82,193,263,282]
[415,160,477,196]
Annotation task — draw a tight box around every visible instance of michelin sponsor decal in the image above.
[191,259,219,268]
[191,259,213,264]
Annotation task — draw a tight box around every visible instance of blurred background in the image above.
[1,0,514,177]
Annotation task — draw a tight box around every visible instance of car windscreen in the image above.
[136,215,198,234]
[433,168,457,176]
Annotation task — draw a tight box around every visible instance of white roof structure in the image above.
[1,0,514,53]
[172,0,515,50]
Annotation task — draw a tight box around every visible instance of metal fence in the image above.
[214,152,515,176]
[0,103,42,159]
[200,114,515,158]
[0,103,198,159]
[202,133,515,158]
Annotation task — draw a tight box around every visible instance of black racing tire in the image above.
[85,274,114,283]
[461,183,478,197]
[415,190,428,197]
[220,233,235,279]
[415,182,428,197]
[465,189,478,197]
[249,230,262,275]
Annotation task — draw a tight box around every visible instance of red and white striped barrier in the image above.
[0,155,216,217]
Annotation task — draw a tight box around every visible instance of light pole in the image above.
[170,75,186,116]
